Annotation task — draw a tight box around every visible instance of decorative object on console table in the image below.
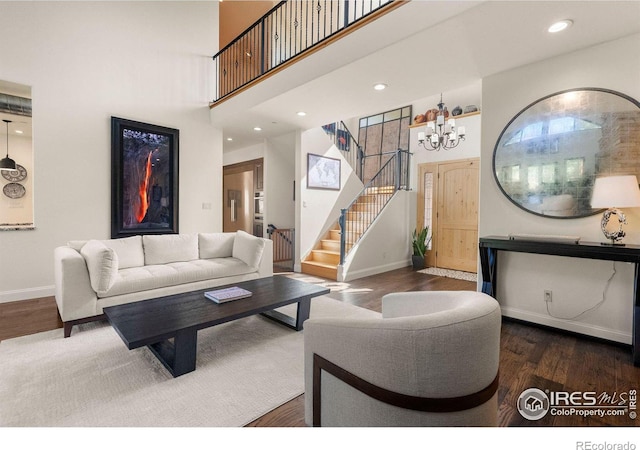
[590,175,640,246]
[111,117,179,238]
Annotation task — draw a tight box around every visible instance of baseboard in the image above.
[0,285,55,304]
[500,306,632,345]
[341,259,411,282]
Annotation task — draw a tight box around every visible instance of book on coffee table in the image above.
[204,286,253,303]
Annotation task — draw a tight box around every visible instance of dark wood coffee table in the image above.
[103,276,330,377]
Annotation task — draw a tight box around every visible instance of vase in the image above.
[412,255,425,270]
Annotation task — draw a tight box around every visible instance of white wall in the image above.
[0,1,220,302]
[342,190,412,281]
[479,33,640,343]
[223,142,264,166]
[265,133,296,229]
[297,127,363,269]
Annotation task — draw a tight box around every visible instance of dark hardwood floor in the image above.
[1,266,638,427]
[249,267,640,427]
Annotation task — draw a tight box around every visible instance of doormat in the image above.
[418,267,478,282]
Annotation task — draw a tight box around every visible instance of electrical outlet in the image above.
[544,290,553,303]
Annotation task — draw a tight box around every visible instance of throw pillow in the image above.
[199,233,235,259]
[101,235,144,269]
[232,230,265,270]
[80,240,119,295]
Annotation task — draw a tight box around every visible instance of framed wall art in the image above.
[111,117,179,238]
[307,153,341,190]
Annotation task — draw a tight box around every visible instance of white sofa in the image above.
[54,230,273,337]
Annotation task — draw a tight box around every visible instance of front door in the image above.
[417,158,479,272]
[436,159,479,272]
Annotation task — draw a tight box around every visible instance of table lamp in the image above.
[590,175,640,246]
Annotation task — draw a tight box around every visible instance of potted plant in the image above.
[411,226,431,270]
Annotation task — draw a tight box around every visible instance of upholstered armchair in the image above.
[304,291,501,426]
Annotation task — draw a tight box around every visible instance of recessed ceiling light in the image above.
[254,127,262,131]
[226,137,233,141]
[297,111,306,116]
[373,83,387,91]
[14,130,23,134]
[548,19,573,33]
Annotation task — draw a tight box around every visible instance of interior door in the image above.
[223,167,253,233]
[436,159,479,272]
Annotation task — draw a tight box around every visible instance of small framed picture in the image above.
[307,153,341,191]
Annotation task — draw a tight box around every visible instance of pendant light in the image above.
[0,119,17,172]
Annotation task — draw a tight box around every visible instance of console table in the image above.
[478,236,640,366]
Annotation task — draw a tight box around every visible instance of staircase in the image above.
[300,226,342,280]
[301,185,396,280]
[301,119,410,281]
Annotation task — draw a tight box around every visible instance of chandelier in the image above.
[417,94,466,151]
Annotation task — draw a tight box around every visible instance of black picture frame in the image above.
[111,117,179,238]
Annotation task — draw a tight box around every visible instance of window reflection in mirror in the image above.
[493,88,640,218]
[0,80,34,230]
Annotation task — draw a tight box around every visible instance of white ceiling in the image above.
[212,0,640,152]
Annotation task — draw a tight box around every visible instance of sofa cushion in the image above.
[143,234,199,265]
[199,232,235,259]
[80,240,119,295]
[101,235,144,269]
[99,258,255,298]
[232,230,266,270]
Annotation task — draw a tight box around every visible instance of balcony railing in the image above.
[322,121,364,181]
[212,0,395,104]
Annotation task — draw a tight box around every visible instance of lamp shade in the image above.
[591,175,640,208]
[0,155,17,171]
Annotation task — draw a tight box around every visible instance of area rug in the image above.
[0,296,379,427]
[418,267,478,282]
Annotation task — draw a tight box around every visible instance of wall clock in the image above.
[1,164,28,182]
[3,182,26,199]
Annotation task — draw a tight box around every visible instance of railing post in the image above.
[395,149,401,191]
[343,0,350,29]
[405,150,411,190]
[260,17,266,76]
[339,208,347,265]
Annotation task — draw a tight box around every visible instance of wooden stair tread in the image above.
[312,249,339,255]
[302,260,337,269]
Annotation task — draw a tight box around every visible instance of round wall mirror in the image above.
[493,88,640,218]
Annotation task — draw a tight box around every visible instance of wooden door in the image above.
[436,159,479,272]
